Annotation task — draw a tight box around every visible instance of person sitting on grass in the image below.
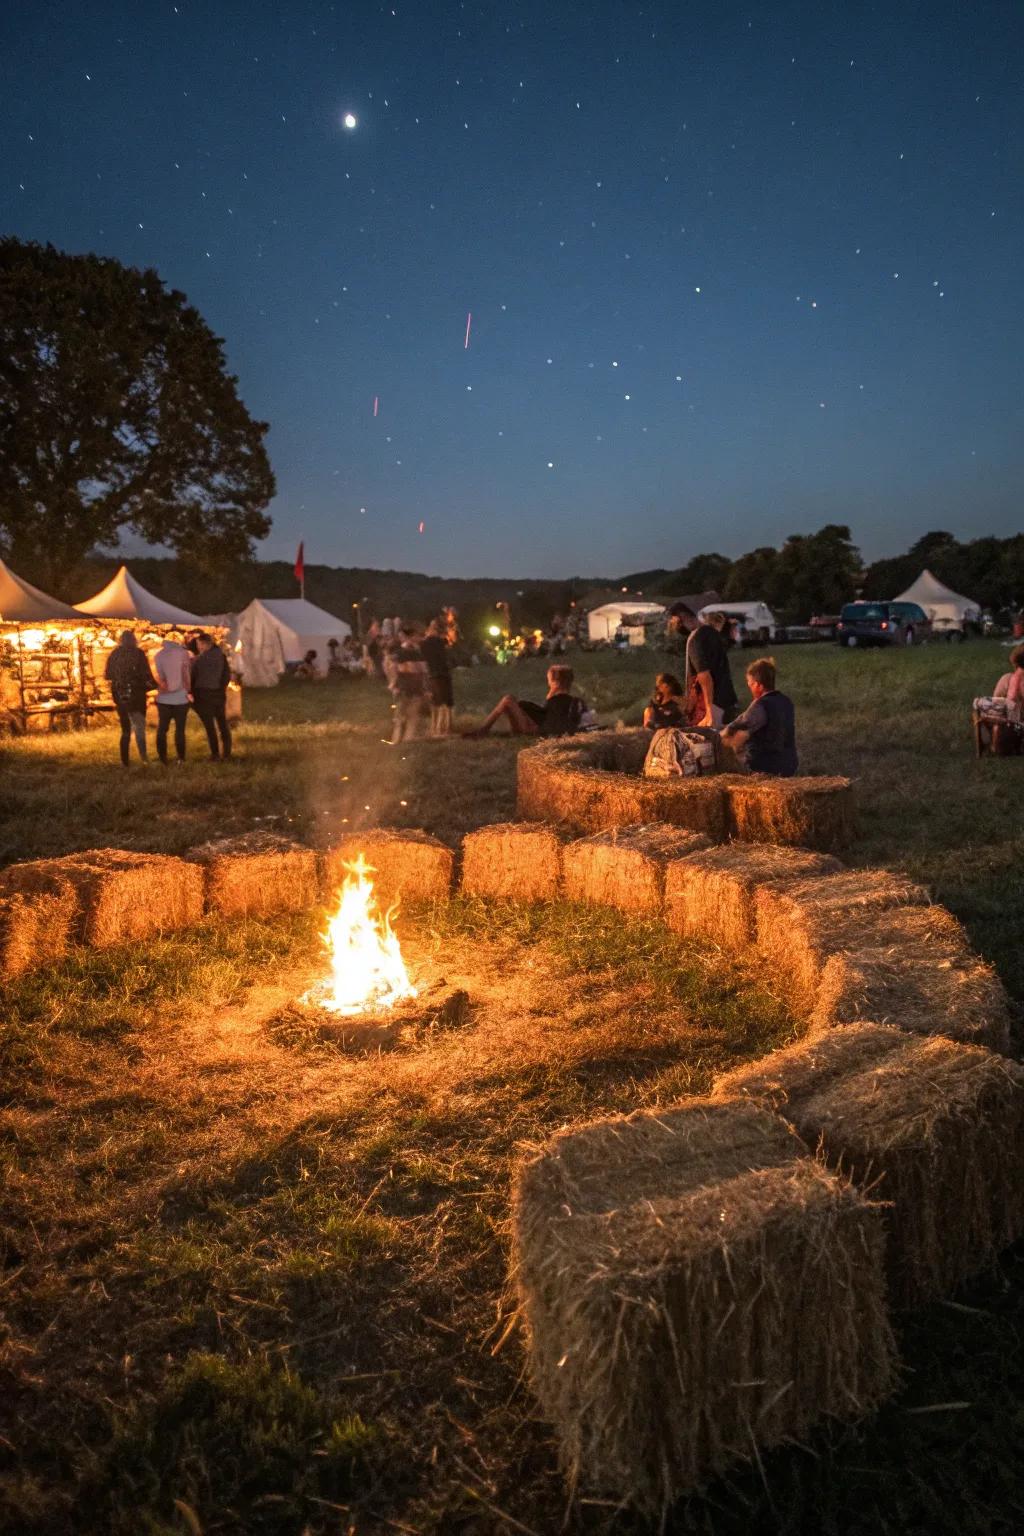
[294,649,322,679]
[642,672,686,730]
[721,656,798,777]
[464,664,586,738]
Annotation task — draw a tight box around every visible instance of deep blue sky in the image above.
[2,0,1021,577]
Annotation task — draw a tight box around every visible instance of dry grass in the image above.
[460,820,567,902]
[726,774,855,852]
[664,842,844,949]
[188,831,319,918]
[0,886,78,980]
[323,827,454,906]
[562,823,711,915]
[714,1023,1024,1306]
[513,1099,897,1514]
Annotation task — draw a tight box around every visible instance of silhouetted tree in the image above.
[0,238,274,594]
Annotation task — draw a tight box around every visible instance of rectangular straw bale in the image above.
[189,832,318,918]
[0,886,78,980]
[460,821,567,902]
[513,1099,896,1514]
[755,870,934,1018]
[0,849,203,947]
[727,775,854,852]
[714,1023,1024,1306]
[324,827,453,907]
[562,824,711,915]
[664,842,843,949]
[809,905,1012,1052]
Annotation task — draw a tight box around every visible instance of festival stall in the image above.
[0,559,96,731]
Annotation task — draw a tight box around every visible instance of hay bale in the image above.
[754,870,934,1018]
[513,1099,896,1512]
[323,827,453,908]
[713,1024,1024,1306]
[460,821,567,902]
[756,877,1010,1050]
[0,886,78,980]
[189,832,318,918]
[664,842,843,949]
[0,849,204,947]
[726,775,855,852]
[563,824,711,915]
[516,736,731,840]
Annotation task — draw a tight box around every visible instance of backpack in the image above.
[643,727,718,779]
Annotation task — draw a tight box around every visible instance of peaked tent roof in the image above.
[75,565,205,625]
[0,557,83,621]
[247,598,351,632]
[894,568,981,617]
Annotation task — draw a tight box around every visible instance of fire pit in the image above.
[267,855,469,1054]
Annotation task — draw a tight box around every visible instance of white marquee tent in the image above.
[893,569,981,633]
[0,557,82,621]
[587,599,666,644]
[75,565,206,626]
[235,598,352,686]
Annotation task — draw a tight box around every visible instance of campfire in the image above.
[303,854,417,1016]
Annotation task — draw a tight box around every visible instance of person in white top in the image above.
[154,635,192,763]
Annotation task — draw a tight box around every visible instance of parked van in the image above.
[697,601,778,645]
[835,601,931,647]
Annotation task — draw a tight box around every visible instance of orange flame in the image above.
[309,855,416,1015]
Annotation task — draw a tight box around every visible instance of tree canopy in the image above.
[0,238,274,594]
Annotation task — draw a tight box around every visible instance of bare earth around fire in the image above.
[2,644,1024,1536]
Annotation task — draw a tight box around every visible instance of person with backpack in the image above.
[104,631,159,765]
[721,656,798,776]
[464,664,586,738]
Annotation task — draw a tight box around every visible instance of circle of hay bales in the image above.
[516,729,854,851]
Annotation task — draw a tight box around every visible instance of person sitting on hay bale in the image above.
[722,656,798,777]
[105,631,159,766]
[642,672,686,731]
[464,663,587,738]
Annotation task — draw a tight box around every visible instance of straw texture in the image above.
[714,1023,1024,1305]
[664,842,844,948]
[460,821,567,902]
[726,775,855,852]
[189,832,318,918]
[324,827,454,907]
[563,824,711,915]
[0,849,203,947]
[513,1099,896,1513]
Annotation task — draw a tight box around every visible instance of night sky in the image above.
[2,1,1022,578]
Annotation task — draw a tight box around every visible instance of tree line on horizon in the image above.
[624,525,1024,624]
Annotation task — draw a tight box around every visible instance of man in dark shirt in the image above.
[464,664,586,738]
[419,615,454,737]
[190,632,233,760]
[667,602,738,727]
[105,631,159,765]
[721,656,798,776]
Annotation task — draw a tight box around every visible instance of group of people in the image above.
[466,601,798,775]
[104,630,233,766]
[373,616,456,743]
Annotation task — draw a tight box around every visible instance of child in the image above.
[721,657,797,776]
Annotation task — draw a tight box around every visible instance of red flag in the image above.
[294,541,305,586]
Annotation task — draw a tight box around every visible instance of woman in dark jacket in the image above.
[104,631,158,765]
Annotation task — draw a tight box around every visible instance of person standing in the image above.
[667,602,738,727]
[154,632,192,765]
[190,632,232,760]
[419,615,454,736]
[104,631,158,765]
[721,657,798,776]
[391,625,429,742]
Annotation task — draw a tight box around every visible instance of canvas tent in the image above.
[893,569,981,635]
[587,600,666,644]
[236,598,351,686]
[75,564,205,626]
[0,557,82,621]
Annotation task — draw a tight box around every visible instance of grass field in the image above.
[1,641,1022,1535]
